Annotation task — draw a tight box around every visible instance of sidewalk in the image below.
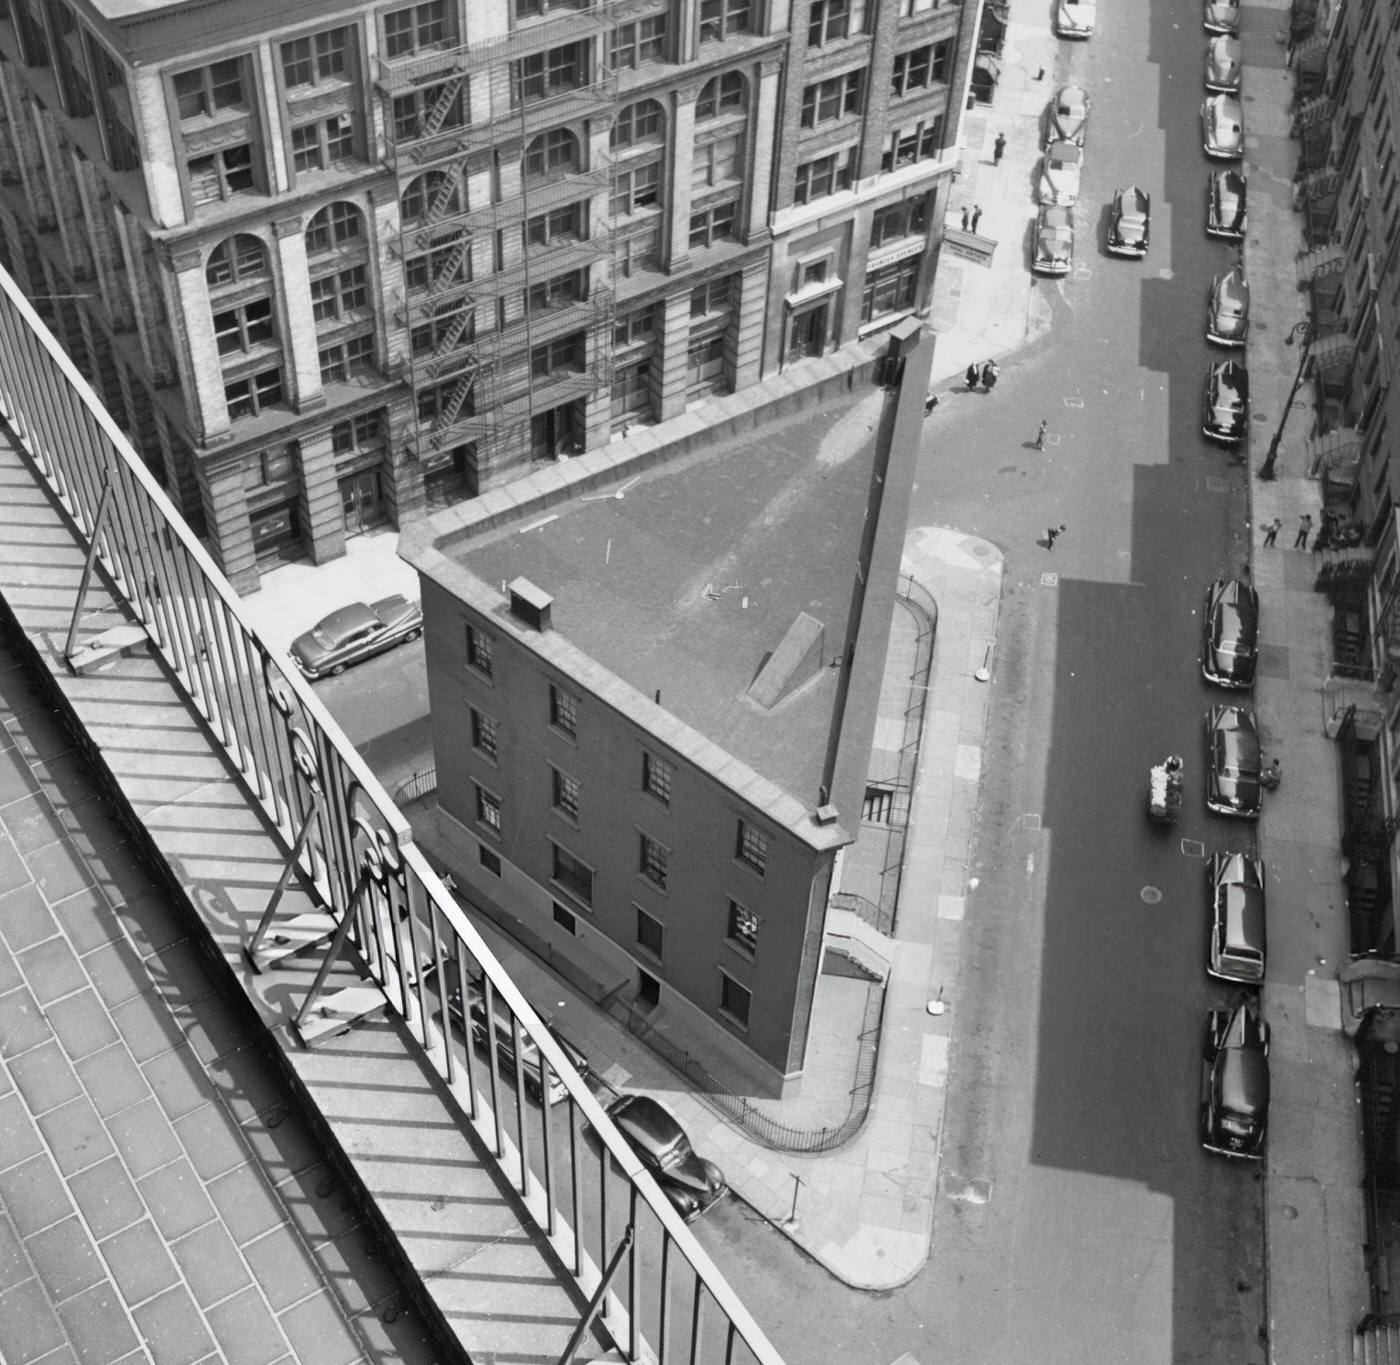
[1239,11,1369,1364]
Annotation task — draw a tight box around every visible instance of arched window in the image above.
[697,71,747,120]
[525,128,580,179]
[305,201,365,255]
[611,99,664,150]
[401,171,464,224]
[206,234,268,287]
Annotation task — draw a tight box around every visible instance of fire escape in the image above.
[377,10,621,471]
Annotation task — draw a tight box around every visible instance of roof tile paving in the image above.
[53,1282,137,1364]
[171,1220,252,1307]
[1,882,57,950]
[74,1042,149,1119]
[130,1284,214,1364]
[10,1039,83,1113]
[137,1158,216,1242]
[65,1160,143,1242]
[44,989,119,1057]
[143,1045,218,1122]
[105,1097,183,1179]
[51,887,123,954]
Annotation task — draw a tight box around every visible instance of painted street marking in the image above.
[1018,813,1042,831]
[1041,571,1059,586]
[519,514,558,534]
[1063,395,1085,408]
[1181,838,1206,858]
[944,1174,992,1204]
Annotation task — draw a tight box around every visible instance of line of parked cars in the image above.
[1194,8,1268,1162]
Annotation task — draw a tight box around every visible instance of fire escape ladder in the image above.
[435,365,479,433]
[427,167,463,223]
[421,76,465,139]
[429,239,469,296]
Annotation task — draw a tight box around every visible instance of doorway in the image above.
[637,969,660,1011]
[339,469,384,535]
[530,402,583,461]
[787,303,828,363]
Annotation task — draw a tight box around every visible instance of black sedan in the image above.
[1202,577,1258,688]
[1206,704,1261,817]
[290,595,423,679]
[1032,204,1075,275]
[1207,852,1267,984]
[1107,187,1151,257]
[1201,999,1269,1159]
[607,1094,728,1222]
[1207,264,1250,345]
[1207,169,1247,239]
[1202,359,1249,444]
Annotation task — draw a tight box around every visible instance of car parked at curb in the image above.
[1207,169,1248,239]
[1206,703,1262,817]
[1207,264,1250,345]
[1049,84,1092,145]
[290,595,423,679]
[1202,94,1244,159]
[1107,186,1151,257]
[1203,358,1250,444]
[1208,852,1267,984]
[1206,34,1243,91]
[607,1094,728,1222]
[1201,999,1270,1159]
[1032,204,1075,275]
[1056,0,1096,37]
[1038,140,1084,205]
[1202,576,1259,688]
[1204,0,1240,34]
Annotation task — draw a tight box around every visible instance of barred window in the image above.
[642,752,673,804]
[735,819,767,874]
[470,707,498,759]
[639,833,669,890]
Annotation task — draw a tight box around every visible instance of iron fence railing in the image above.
[0,262,782,1365]
[610,984,884,1155]
[829,889,893,937]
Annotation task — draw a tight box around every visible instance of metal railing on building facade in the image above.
[0,263,782,1365]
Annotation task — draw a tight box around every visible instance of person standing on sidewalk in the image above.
[1295,512,1313,548]
[1262,517,1282,547]
[1035,419,1048,450]
[993,132,1007,165]
[966,362,981,390]
[982,359,999,391]
[971,205,983,232]
[1046,524,1066,550]
[961,205,970,231]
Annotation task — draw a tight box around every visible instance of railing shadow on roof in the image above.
[0,262,783,1365]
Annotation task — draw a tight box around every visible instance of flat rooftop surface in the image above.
[461,394,884,801]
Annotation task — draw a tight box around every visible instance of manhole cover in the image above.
[1141,886,1163,904]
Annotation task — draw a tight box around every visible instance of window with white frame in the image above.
[801,70,864,127]
[466,625,494,678]
[794,147,856,204]
[281,28,351,88]
[470,706,498,758]
[383,1,452,59]
[475,784,502,833]
[549,683,579,734]
[552,766,580,819]
[882,117,944,171]
[700,0,751,41]
[890,41,951,95]
[809,0,867,45]
[727,898,758,955]
[735,819,768,874]
[610,14,666,68]
[642,751,673,804]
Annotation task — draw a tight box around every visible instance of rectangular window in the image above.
[527,202,585,248]
[392,82,466,141]
[552,843,594,904]
[475,784,502,832]
[318,335,374,384]
[882,117,944,171]
[224,368,283,420]
[862,258,920,322]
[384,1,450,59]
[691,275,735,317]
[291,115,356,172]
[636,906,664,958]
[809,0,867,44]
[187,145,254,204]
[311,266,369,322]
[801,71,864,128]
[466,625,494,678]
[282,28,350,88]
[902,0,937,13]
[243,442,297,490]
[480,844,502,876]
[515,41,587,104]
[891,42,950,96]
[871,198,929,247]
[736,819,768,874]
[610,15,667,68]
[794,148,856,205]
[700,0,752,41]
[173,58,245,121]
[689,200,739,249]
[552,767,580,819]
[612,359,651,418]
[719,971,751,1027]
[611,160,662,216]
[527,270,586,314]
[727,899,759,955]
[553,902,577,934]
[642,752,673,804]
[470,706,498,758]
[692,135,744,189]
[213,298,274,355]
[614,304,658,348]
[639,833,669,890]
[532,333,586,379]
[332,413,380,453]
[617,228,662,278]
[550,683,579,735]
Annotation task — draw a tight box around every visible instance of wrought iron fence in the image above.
[0,264,782,1365]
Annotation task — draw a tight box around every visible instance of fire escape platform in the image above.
[0,430,614,1363]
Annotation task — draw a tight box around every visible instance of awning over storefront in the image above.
[971,54,1000,103]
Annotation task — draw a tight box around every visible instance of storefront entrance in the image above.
[339,469,385,535]
[787,303,828,364]
[530,402,583,461]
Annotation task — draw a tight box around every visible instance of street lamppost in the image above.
[1258,319,1315,481]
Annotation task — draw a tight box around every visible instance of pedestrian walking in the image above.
[1035,419,1048,450]
[966,362,981,390]
[1261,757,1281,790]
[1294,512,1313,549]
[981,359,999,391]
[993,132,1007,165]
[971,205,983,233]
[1262,517,1282,546]
[1046,524,1066,550]
[1314,512,1334,552]
[924,392,940,416]
[961,205,970,231]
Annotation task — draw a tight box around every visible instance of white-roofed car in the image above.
[1038,140,1083,205]
[1207,169,1248,239]
[1107,187,1151,257]
[1202,358,1250,445]
[1207,264,1250,345]
[1056,0,1096,38]
[1202,94,1244,159]
[1032,205,1075,276]
[1049,84,1092,145]
[1204,0,1240,33]
[1206,34,1243,91]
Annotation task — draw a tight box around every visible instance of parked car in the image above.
[1202,359,1249,444]
[1056,0,1096,37]
[427,961,591,1106]
[1202,94,1244,158]
[1200,999,1270,1159]
[1038,140,1084,206]
[1207,169,1248,239]
[1032,204,1075,275]
[1204,0,1240,34]
[1206,34,1243,91]
[1049,84,1092,145]
[1207,852,1267,984]
[607,1094,728,1222]
[290,596,423,679]
[1107,186,1151,257]
[1206,704,1262,817]
[1202,577,1259,688]
[1207,264,1250,345]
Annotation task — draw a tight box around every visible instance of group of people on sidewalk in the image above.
[1260,510,1360,551]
